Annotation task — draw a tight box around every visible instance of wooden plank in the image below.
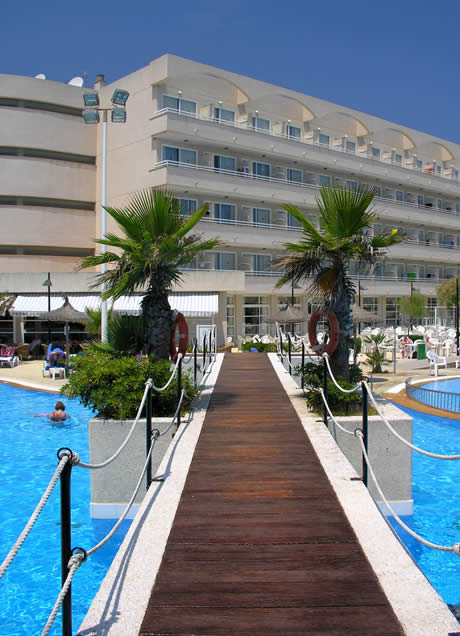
[139,354,403,635]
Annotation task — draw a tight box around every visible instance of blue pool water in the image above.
[388,404,460,617]
[419,377,460,393]
[0,383,131,636]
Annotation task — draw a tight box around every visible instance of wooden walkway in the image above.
[140,354,403,635]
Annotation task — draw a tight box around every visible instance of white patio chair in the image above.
[427,350,447,376]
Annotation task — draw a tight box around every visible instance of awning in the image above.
[10,293,219,318]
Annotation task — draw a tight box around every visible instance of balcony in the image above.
[151,160,460,229]
[151,108,460,186]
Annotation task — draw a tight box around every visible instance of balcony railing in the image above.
[152,108,460,184]
[153,159,460,220]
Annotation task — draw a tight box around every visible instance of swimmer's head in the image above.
[55,401,66,411]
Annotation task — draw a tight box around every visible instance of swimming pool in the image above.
[0,383,131,636]
[388,404,460,620]
[408,376,460,413]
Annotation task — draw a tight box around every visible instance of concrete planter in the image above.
[88,416,175,519]
[328,402,413,514]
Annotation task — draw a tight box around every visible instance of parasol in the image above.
[41,297,90,368]
[351,303,381,325]
[265,304,310,324]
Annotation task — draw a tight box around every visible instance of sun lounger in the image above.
[0,346,19,367]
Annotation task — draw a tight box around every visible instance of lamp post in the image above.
[82,86,129,341]
[42,272,52,343]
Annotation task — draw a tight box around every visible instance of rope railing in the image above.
[362,381,460,460]
[0,453,71,579]
[318,388,355,436]
[355,430,460,556]
[151,353,183,392]
[322,353,361,393]
[77,378,153,470]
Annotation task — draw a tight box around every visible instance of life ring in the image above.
[308,310,340,356]
[170,312,189,361]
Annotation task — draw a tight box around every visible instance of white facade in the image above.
[2,55,460,343]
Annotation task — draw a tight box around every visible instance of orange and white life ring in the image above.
[170,312,189,361]
[308,310,340,356]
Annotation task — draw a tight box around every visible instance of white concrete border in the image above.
[0,376,61,393]
[268,353,459,636]
[77,353,224,636]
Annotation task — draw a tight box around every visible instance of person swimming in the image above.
[35,401,70,421]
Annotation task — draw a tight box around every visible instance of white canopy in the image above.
[10,293,219,318]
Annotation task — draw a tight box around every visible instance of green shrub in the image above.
[296,361,363,415]
[62,350,197,419]
[241,341,277,352]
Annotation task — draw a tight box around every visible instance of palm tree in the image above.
[276,186,403,380]
[79,189,219,360]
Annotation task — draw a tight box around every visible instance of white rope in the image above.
[362,382,460,460]
[356,430,460,555]
[322,353,361,393]
[157,389,186,438]
[318,388,356,436]
[41,552,84,636]
[0,453,71,579]
[86,428,162,557]
[77,379,153,470]
[151,353,183,392]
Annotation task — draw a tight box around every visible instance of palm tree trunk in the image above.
[330,291,353,381]
[142,289,175,360]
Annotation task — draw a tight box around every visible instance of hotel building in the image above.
[1,54,460,344]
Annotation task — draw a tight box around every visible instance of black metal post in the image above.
[193,339,197,387]
[177,355,182,430]
[301,341,305,390]
[456,277,459,354]
[279,330,283,358]
[203,335,206,373]
[288,334,292,375]
[323,356,328,427]
[58,448,73,636]
[146,385,152,488]
[361,380,369,487]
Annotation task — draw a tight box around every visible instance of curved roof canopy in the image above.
[366,127,415,150]
[313,111,370,137]
[416,141,455,162]
[165,71,249,105]
[247,93,315,123]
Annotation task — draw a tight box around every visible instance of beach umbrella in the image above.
[266,304,310,335]
[351,303,381,325]
[41,297,90,367]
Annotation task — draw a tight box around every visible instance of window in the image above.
[319,174,331,186]
[243,296,270,336]
[347,180,358,190]
[287,211,302,228]
[214,155,236,171]
[178,198,197,215]
[372,185,382,197]
[214,107,235,124]
[318,132,330,146]
[371,146,381,159]
[252,116,270,131]
[212,252,236,270]
[436,164,442,176]
[162,95,196,115]
[252,254,272,273]
[437,199,442,209]
[214,203,236,222]
[396,190,403,202]
[253,208,271,226]
[418,194,424,207]
[395,153,403,165]
[287,168,302,184]
[286,124,301,139]
[456,203,460,214]
[226,296,235,339]
[345,139,356,153]
[252,162,271,178]
[362,297,380,316]
[162,146,197,164]
[385,297,400,326]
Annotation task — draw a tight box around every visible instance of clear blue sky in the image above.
[3,0,460,143]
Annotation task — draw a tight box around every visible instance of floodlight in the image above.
[83,92,99,107]
[111,108,127,123]
[111,88,129,106]
[82,109,100,124]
